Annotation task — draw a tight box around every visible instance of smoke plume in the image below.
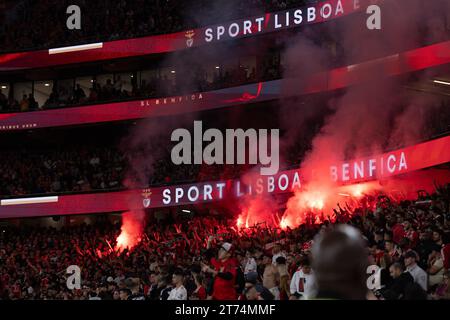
[280,0,450,228]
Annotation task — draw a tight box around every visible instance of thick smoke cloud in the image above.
[114,1,259,248]
[280,0,450,228]
[116,0,450,238]
[115,114,196,252]
[117,0,274,239]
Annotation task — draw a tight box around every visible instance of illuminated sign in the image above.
[331,152,408,182]
[204,0,354,43]
[0,0,368,71]
[0,135,448,218]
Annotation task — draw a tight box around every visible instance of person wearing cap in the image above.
[404,250,428,291]
[168,268,187,300]
[201,239,237,300]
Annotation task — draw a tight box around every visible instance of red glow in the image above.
[280,180,381,230]
[236,194,278,230]
[236,216,243,229]
[280,179,333,229]
[115,211,144,253]
[279,216,290,230]
[338,182,379,198]
[236,215,249,230]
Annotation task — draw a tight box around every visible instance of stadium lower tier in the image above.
[0,135,449,219]
[0,168,449,300]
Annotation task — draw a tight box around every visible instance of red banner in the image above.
[0,135,448,219]
[0,83,275,131]
[0,0,367,71]
[1,40,449,132]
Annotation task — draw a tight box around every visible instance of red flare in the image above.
[115,210,144,253]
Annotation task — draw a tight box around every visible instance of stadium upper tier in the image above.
[0,40,449,132]
[0,0,366,58]
[0,0,371,70]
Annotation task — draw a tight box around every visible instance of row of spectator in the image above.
[0,0,309,52]
[0,55,281,112]
[0,185,449,300]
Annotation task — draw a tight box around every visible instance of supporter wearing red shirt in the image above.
[392,222,405,245]
[202,241,237,300]
[191,274,207,300]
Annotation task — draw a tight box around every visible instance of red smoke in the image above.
[280,181,382,229]
[115,210,145,253]
[276,0,449,229]
[236,194,279,230]
[280,181,331,229]
[118,116,194,254]
[235,169,282,230]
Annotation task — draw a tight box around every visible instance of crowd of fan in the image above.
[0,147,125,196]
[0,186,449,300]
[0,56,280,112]
[0,144,255,197]
[0,0,308,52]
